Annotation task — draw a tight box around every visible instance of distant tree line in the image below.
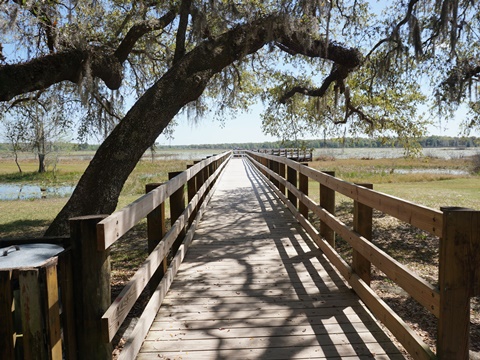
[154,136,480,150]
[0,136,478,154]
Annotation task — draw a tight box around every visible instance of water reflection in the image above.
[0,184,75,200]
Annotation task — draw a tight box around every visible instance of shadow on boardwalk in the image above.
[137,158,404,359]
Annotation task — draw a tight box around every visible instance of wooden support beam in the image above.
[287,165,297,208]
[19,268,47,360]
[353,183,373,285]
[299,163,309,218]
[438,207,480,359]
[146,183,167,295]
[320,171,335,247]
[58,252,77,360]
[0,270,15,359]
[70,215,112,360]
[169,171,186,257]
[44,261,62,360]
[278,161,286,195]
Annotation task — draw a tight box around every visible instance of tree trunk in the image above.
[45,16,362,236]
[38,153,45,173]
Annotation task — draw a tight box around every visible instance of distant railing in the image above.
[68,151,232,360]
[253,148,313,162]
[246,150,480,360]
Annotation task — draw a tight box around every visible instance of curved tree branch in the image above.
[365,0,420,60]
[439,60,480,103]
[0,8,177,101]
[173,0,192,65]
[279,64,352,103]
[114,9,177,63]
[0,49,85,101]
[45,14,365,235]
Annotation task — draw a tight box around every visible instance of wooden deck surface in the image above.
[136,158,404,359]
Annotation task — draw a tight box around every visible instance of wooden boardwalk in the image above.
[136,158,404,359]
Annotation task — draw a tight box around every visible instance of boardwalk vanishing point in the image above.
[136,158,404,359]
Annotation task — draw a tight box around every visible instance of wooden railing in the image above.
[246,150,480,360]
[68,151,232,360]
[253,148,313,161]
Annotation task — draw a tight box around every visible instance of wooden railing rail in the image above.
[252,148,313,161]
[245,150,479,360]
[68,151,232,360]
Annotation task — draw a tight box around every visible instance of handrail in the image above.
[250,152,443,236]
[97,152,231,250]
[68,151,232,360]
[245,150,480,360]
[101,152,231,342]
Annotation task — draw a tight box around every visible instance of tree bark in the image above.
[38,153,45,173]
[45,16,362,236]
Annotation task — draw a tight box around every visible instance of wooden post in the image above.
[194,160,205,204]
[169,171,186,256]
[271,159,280,188]
[44,261,62,360]
[187,165,197,203]
[19,268,48,360]
[438,207,480,360]
[299,163,309,218]
[278,162,286,195]
[353,183,373,285]
[187,164,198,226]
[69,215,112,360]
[203,159,210,189]
[58,251,77,360]
[0,270,15,359]
[287,165,297,208]
[146,183,167,295]
[320,171,335,247]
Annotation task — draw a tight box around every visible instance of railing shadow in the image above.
[149,158,403,359]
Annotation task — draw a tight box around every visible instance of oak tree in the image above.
[0,0,477,235]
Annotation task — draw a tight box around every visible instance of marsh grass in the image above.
[0,157,182,238]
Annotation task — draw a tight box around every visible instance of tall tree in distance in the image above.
[0,0,477,235]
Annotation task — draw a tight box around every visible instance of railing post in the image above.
[271,159,280,188]
[58,251,77,360]
[69,215,112,360]
[0,270,15,359]
[278,161,286,195]
[353,183,373,285]
[194,160,205,204]
[18,268,48,360]
[299,163,309,218]
[438,207,480,359]
[186,165,196,202]
[145,183,167,295]
[287,165,297,208]
[320,171,335,247]
[187,164,197,226]
[169,171,186,256]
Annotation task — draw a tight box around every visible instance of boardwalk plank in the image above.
[136,158,404,359]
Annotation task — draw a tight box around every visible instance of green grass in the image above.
[376,178,480,210]
[307,156,480,210]
[0,156,183,239]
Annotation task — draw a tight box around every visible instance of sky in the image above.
[157,102,478,146]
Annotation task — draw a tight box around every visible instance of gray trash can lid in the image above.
[0,243,64,270]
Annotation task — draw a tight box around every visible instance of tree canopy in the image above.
[0,0,478,235]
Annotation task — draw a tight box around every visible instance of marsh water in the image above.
[0,184,75,200]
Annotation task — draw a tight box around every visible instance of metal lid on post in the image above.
[0,243,64,270]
